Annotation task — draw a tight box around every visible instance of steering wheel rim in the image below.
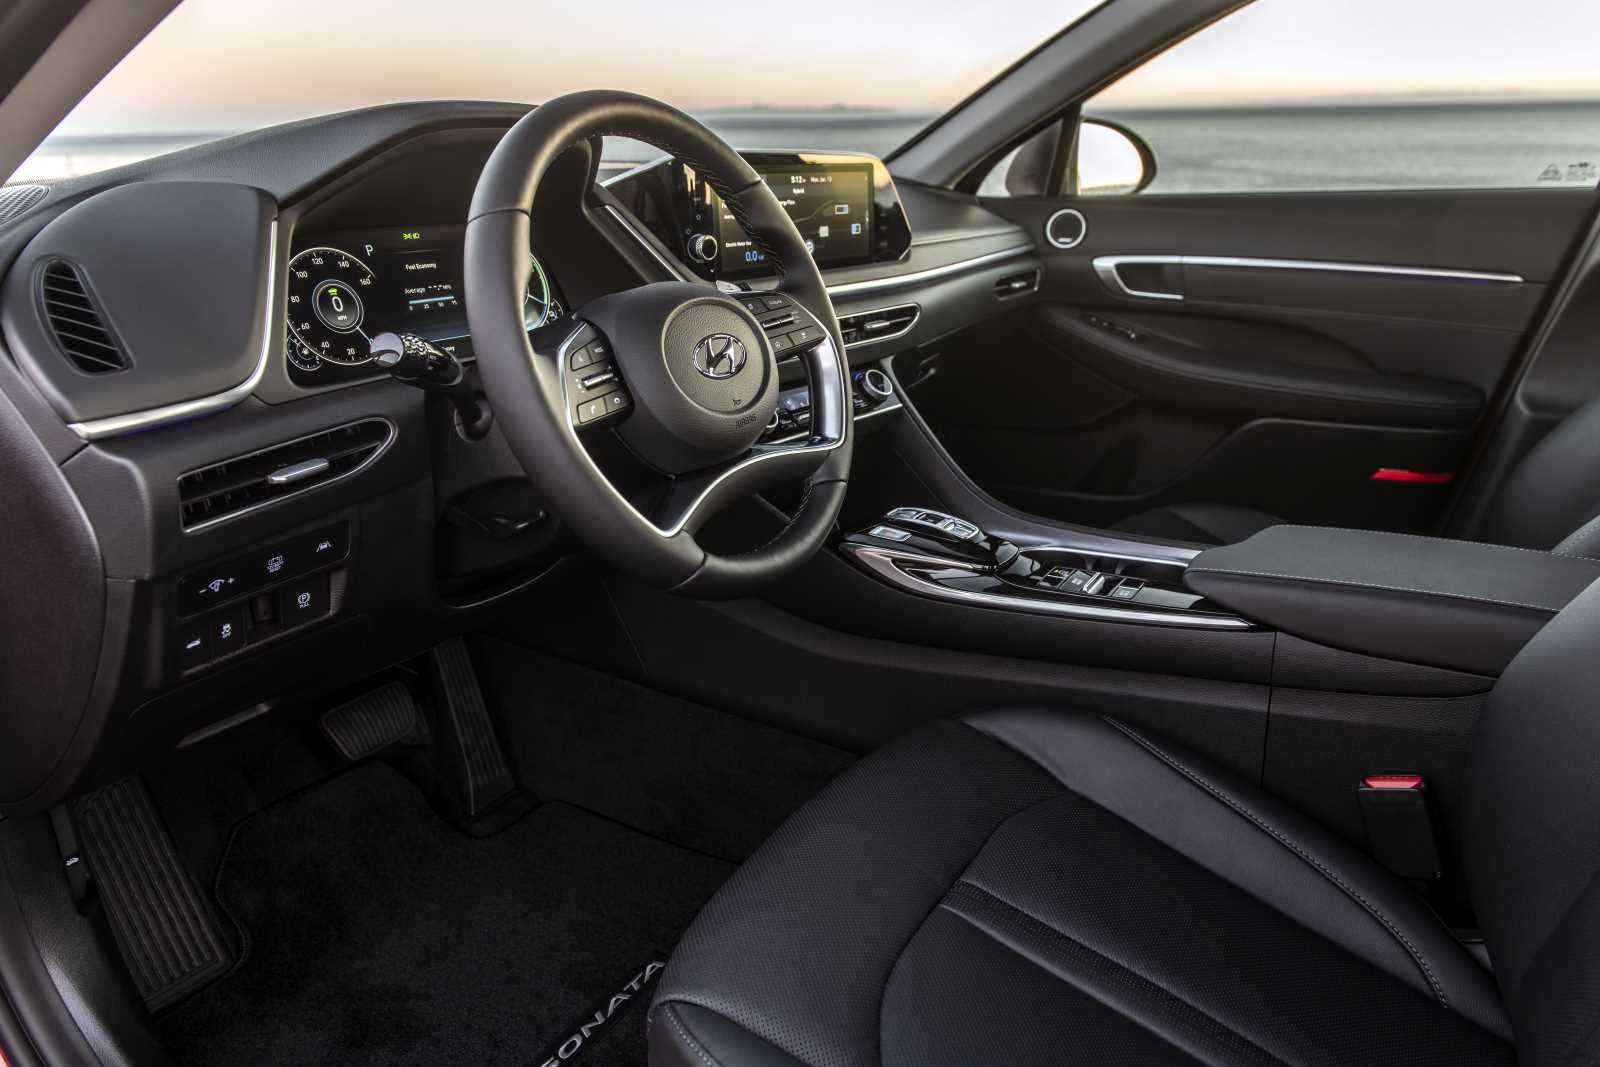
[464,90,853,598]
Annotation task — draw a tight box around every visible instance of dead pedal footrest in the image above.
[321,681,421,761]
[75,779,230,1011]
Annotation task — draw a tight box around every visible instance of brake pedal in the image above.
[427,637,517,818]
[321,681,424,760]
[75,779,231,1010]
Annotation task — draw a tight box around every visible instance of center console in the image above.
[839,506,1250,630]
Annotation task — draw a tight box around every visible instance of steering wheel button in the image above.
[568,345,594,371]
[763,295,791,311]
[605,391,630,412]
[788,326,822,348]
[576,398,607,424]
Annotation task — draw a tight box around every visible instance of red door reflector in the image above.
[1371,468,1453,485]
[1363,774,1424,790]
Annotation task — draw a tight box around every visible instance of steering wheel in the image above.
[464,91,852,599]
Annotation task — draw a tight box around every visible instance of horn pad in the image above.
[579,282,778,474]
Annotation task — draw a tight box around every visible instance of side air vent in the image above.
[40,260,128,374]
[0,184,48,226]
[994,269,1040,299]
[838,303,920,347]
[178,418,394,530]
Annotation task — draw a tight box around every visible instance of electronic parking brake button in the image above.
[279,573,329,629]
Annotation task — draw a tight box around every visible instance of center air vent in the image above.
[838,303,920,347]
[40,260,128,374]
[179,419,394,530]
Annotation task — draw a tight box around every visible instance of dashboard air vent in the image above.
[0,184,47,226]
[994,269,1040,299]
[178,419,393,530]
[40,260,128,374]
[838,303,920,347]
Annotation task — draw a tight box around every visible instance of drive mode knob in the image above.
[861,367,894,400]
[687,233,719,263]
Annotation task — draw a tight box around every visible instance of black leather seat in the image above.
[1112,391,1600,555]
[648,577,1600,1065]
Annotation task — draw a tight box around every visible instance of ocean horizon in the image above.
[14,99,1600,194]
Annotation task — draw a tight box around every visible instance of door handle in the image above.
[1092,255,1185,301]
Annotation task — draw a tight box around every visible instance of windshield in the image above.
[13,0,1101,183]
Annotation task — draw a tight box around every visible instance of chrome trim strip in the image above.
[556,324,848,539]
[69,219,279,440]
[826,244,1034,296]
[601,203,694,282]
[180,416,396,534]
[1092,253,1525,302]
[842,542,1252,630]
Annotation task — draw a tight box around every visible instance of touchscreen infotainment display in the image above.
[715,163,875,275]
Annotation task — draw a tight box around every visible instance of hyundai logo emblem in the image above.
[692,333,748,380]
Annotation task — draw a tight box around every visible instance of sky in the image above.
[42,0,1600,139]
[46,0,1100,136]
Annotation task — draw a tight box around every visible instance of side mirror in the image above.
[1077,118,1156,195]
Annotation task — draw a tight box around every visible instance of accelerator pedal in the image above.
[75,779,230,1011]
[427,637,519,821]
[321,681,424,761]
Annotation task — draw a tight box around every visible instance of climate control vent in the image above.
[838,303,919,347]
[178,418,394,530]
[40,260,128,374]
[994,269,1040,299]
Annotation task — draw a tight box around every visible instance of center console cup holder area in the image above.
[838,506,1249,629]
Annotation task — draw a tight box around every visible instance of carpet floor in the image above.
[157,764,731,1066]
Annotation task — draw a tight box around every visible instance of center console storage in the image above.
[1184,525,1600,673]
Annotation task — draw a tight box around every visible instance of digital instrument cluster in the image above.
[284,224,562,386]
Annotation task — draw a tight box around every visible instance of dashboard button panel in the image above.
[177,522,348,617]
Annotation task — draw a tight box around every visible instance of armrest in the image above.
[1183,525,1600,673]
[1036,306,1483,429]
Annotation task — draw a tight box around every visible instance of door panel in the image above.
[908,189,1592,535]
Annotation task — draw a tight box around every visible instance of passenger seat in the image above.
[1113,394,1600,555]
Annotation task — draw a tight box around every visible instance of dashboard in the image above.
[0,101,1039,814]
[284,224,565,385]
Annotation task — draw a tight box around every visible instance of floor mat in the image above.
[157,764,732,1066]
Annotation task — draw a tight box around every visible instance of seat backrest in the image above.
[1480,392,1600,552]
[1463,574,1600,1063]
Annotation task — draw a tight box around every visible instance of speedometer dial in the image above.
[527,254,562,329]
[286,247,378,365]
